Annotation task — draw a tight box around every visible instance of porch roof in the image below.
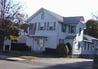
[83,35,98,42]
[65,35,76,39]
[28,35,47,38]
[83,35,98,43]
[63,16,84,24]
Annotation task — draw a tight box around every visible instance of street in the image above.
[0,58,93,69]
[0,59,45,69]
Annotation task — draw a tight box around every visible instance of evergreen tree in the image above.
[84,19,98,38]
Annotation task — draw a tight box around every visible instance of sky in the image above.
[15,0,98,21]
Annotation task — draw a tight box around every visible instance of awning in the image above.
[28,35,47,38]
[65,35,75,39]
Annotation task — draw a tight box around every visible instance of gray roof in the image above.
[63,16,84,24]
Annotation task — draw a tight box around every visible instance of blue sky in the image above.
[15,0,98,21]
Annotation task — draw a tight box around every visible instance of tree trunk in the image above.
[0,29,5,51]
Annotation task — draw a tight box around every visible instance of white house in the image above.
[26,8,97,57]
[80,35,98,57]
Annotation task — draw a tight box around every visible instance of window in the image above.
[49,26,54,30]
[91,45,93,50]
[84,42,86,50]
[61,24,66,32]
[40,26,44,30]
[70,26,75,33]
[54,22,56,30]
[41,12,44,20]
[79,28,81,35]
[38,22,40,30]
[44,22,46,30]
[29,23,36,35]
[38,22,45,30]
[68,25,76,33]
[83,42,89,51]
[49,22,56,31]
[87,43,89,50]
[44,22,56,31]
[47,22,49,30]
[59,39,64,44]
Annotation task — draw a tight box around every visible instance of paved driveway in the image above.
[20,58,93,69]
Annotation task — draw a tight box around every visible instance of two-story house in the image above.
[26,8,86,56]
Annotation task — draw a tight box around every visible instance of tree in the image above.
[56,43,69,57]
[0,0,22,51]
[0,0,22,36]
[0,0,22,21]
[84,19,98,38]
[20,23,29,32]
[91,12,98,20]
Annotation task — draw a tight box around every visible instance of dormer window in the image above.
[41,12,44,20]
[79,28,82,35]
[61,24,66,32]
[68,25,76,33]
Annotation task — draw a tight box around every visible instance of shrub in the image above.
[56,44,69,57]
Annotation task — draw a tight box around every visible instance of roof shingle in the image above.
[63,16,84,24]
[27,8,84,24]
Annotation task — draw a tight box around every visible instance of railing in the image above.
[93,47,98,69]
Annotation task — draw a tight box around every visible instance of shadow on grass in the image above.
[30,61,93,69]
[0,51,93,60]
[0,51,68,61]
[0,51,70,59]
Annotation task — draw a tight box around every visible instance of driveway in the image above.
[20,58,93,69]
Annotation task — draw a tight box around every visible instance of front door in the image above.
[33,38,45,52]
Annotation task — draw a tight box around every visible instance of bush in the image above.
[11,43,31,51]
[44,48,57,54]
[56,44,69,57]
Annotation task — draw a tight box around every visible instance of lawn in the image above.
[0,51,38,60]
